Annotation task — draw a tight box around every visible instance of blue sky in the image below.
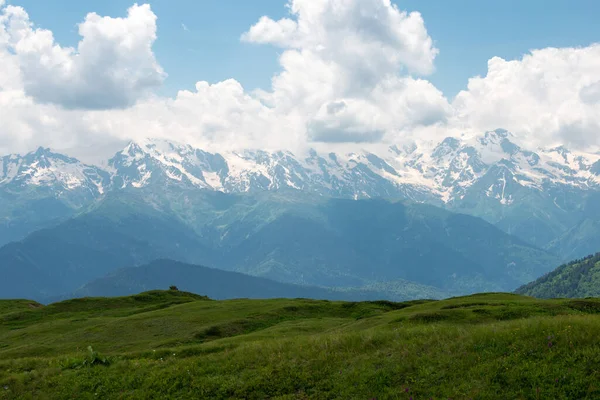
[10,0,600,99]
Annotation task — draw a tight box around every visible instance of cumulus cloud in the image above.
[452,45,600,149]
[0,0,600,160]
[308,99,386,142]
[0,2,165,156]
[1,3,164,110]
[580,81,600,105]
[99,79,298,150]
[243,0,448,144]
[242,0,437,75]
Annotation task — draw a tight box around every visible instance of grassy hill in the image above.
[1,291,600,399]
[516,253,600,298]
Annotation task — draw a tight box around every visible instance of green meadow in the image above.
[1,291,599,399]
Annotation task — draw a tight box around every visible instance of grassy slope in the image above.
[0,300,43,316]
[1,291,600,399]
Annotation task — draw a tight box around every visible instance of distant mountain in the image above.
[3,130,600,258]
[0,147,108,246]
[107,139,435,201]
[0,194,218,301]
[104,132,600,254]
[252,198,557,290]
[69,259,441,302]
[0,190,558,302]
[544,192,600,261]
[0,147,108,195]
[516,253,600,298]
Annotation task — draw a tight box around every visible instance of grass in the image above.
[0,300,42,316]
[1,291,600,399]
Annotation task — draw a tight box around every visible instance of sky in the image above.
[0,0,599,161]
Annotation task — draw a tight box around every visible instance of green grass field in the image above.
[1,291,600,399]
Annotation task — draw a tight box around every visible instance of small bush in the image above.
[567,300,600,313]
[62,346,111,369]
[84,346,111,367]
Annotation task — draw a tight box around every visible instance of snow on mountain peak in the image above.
[3,129,600,206]
[0,147,108,197]
[110,138,228,190]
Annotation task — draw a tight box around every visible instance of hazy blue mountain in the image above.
[0,194,217,301]
[220,198,559,291]
[69,259,445,302]
[0,190,559,302]
[544,192,600,261]
[516,253,600,298]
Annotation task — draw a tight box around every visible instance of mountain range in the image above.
[0,188,558,301]
[2,129,600,259]
[2,128,599,301]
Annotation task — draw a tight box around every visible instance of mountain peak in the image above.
[432,137,462,159]
[479,129,514,145]
[34,147,52,157]
[489,129,512,139]
[121,141,146,156]
[547,145,571,157]
[26,147,81,166]
[0,147,108,196]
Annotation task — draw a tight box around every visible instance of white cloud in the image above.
[243,0,447,144]
[580,81,600,105]
[97,79,299,151]
[308,99,386,142]
[242,16,298,47]
[242,0,437,76]
[1,3,164,110]
[452,45,600,149]
[0,0,600,160]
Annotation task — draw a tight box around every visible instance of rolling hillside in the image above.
[1,291,599,399]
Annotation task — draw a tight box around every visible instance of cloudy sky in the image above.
[1,0,599,161]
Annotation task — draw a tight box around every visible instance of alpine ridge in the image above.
[3,129,600,255]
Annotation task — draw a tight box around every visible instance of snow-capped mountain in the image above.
[6,130,600,208]
[106,138,438,202]
[101,130,600,207]
[0,148,111,247]
[3,129,600,254]
[0,147,109,202]
[388,130,600,203]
